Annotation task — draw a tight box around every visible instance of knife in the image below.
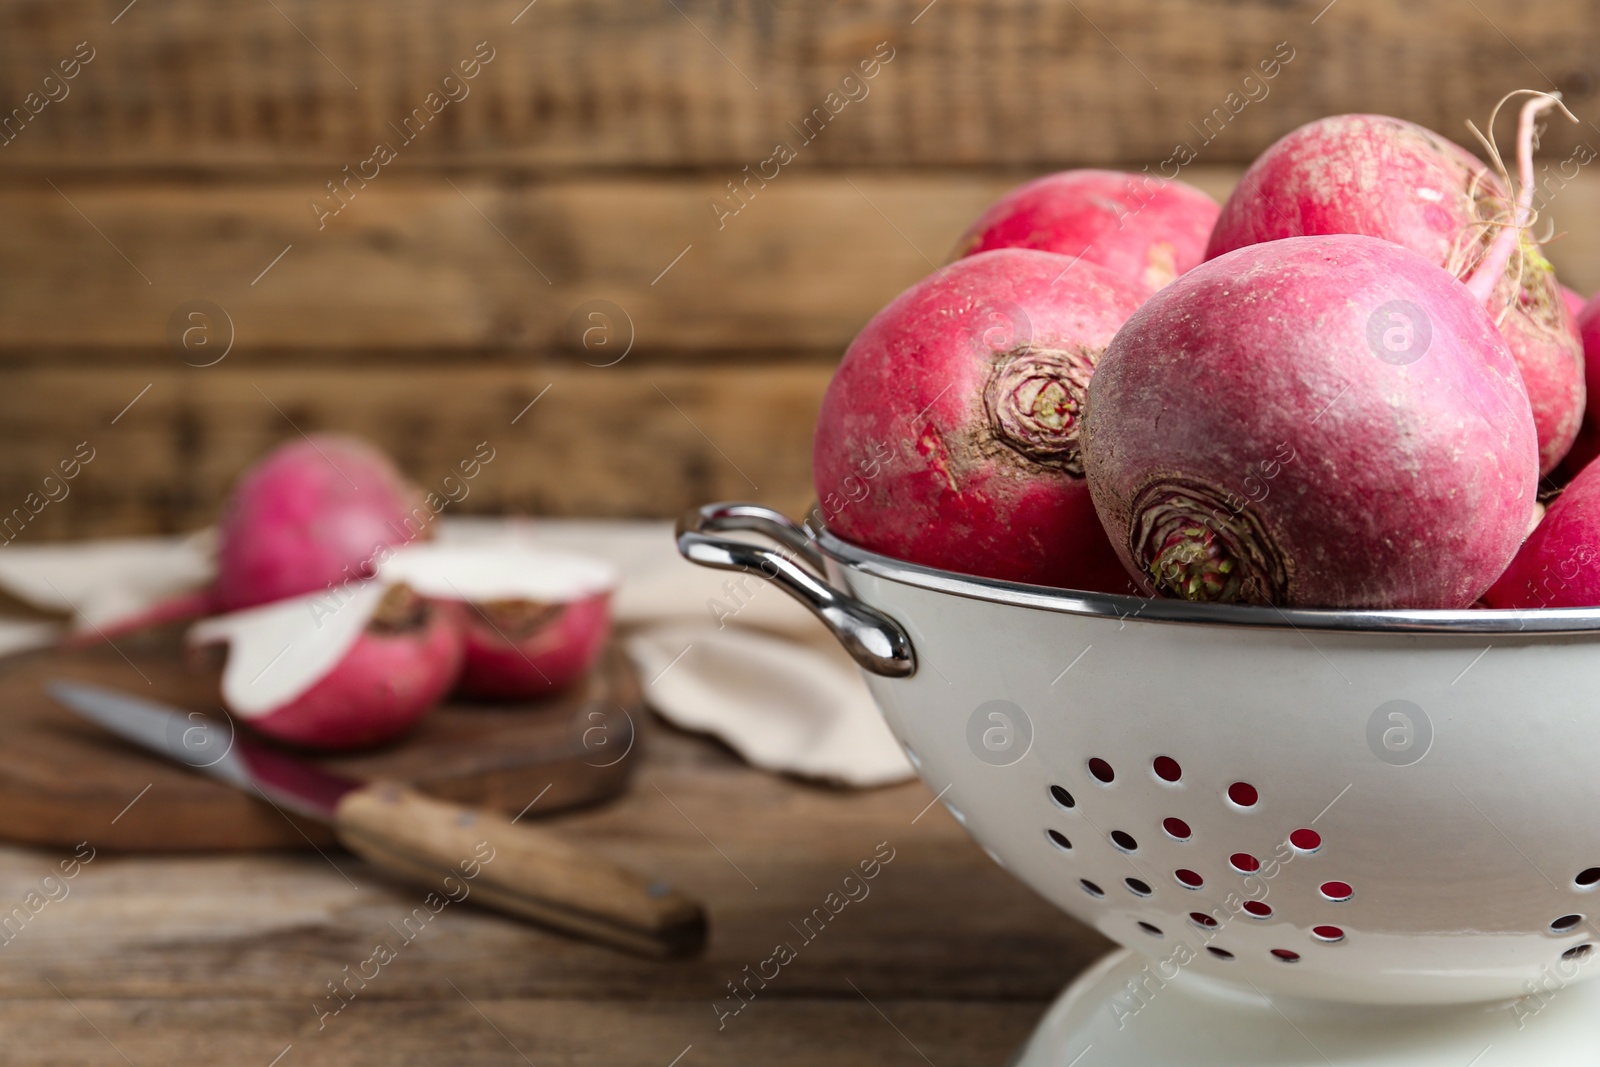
[48,681,706,959]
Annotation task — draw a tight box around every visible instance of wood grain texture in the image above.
[0,998,1046,1066]
[0,642,641,851]
[0,727,1096,1061]
[5,166,1600,535]
[0,363,828,537]
[0,728,1109,1006]
[0,173,1029,353]
[0,0,1597,170]
[3,168,1599,357]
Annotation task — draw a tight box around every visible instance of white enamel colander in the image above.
[678,503,1600,1067]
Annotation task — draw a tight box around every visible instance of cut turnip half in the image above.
[188,580,462,750]
[381,544,618,700]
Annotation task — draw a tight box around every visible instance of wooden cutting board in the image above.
[0,635,643,852]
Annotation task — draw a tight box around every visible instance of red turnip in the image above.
[813,248,1148,591]
[69,435,427,647]
[382,544,617,700]
[190,581,463,749]
[1555,294,1600,480]
[1082,234,1538,609]
[1205,99,1583,473]
[957,170,1221,293]
[1484,457,1600,608]
[1562,284,1587,321]
[214,435,427,611]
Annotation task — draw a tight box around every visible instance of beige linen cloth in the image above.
[0,519,912,788]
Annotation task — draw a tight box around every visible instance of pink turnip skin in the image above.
[957,170,1221,293]
[1555,294,1600,480]
[1083,234,1538,609]
[238,587,463,750]
[1206,114,1584,474]
[452,592,612,700]
[215,435,427,613]
[814,248,1148,592]
[1562,284,1587,321]
[1484,457,1600,608]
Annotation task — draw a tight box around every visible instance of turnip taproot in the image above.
[957,170,1220,293]
[1083,234,1538,609]
[1205,99,1583,473]
[190,581,463,749]
[814,248,1147,591]
[1484,457,1600,608]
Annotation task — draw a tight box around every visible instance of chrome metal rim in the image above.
[814,528,1600,636]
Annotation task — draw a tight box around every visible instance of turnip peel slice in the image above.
[189,580,389,718]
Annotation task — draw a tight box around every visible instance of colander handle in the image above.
[674,503,917,678]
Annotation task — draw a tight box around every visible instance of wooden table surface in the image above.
[0,716,1108,1066]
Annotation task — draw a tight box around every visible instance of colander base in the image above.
[1010,949,1599,1066]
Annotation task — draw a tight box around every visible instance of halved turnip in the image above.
[381,544,618,700]
[189,580,462,750]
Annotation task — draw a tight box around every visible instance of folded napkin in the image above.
[0,518,912,788]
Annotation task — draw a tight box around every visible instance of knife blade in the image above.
[48,681,705,958]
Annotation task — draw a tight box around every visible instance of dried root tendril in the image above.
[1461,91,1577,308]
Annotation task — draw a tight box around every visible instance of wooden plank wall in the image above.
[3,0,1600,537]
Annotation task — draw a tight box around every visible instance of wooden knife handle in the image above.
[334,781,706,958]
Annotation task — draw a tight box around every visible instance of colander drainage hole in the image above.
[1270,949,1301,963]
[1563,944,1592,961]
[1551,914,1584,933]
[1206,947,1234,960]
[1125,877,1152,897]
[1230,853,1261,874]
[1189,912,1219,929]
[1081,879,1105,898]
[1175,868,1204,889]
[1153,756,1182,782]
[1138,921,1163,937]
[1312,926,1345,943]
[1163,817,1192,841]
[1319,881,1354,902]
[1289,828,1322,852]
[1049,785,1076,810]
[1110,830,1139,852]
[1242,901,1272,919]
[1046,829,1072,852]
[1227,782,1260,808]
[1089,758,1115,784]
[1576,868,1600,888]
